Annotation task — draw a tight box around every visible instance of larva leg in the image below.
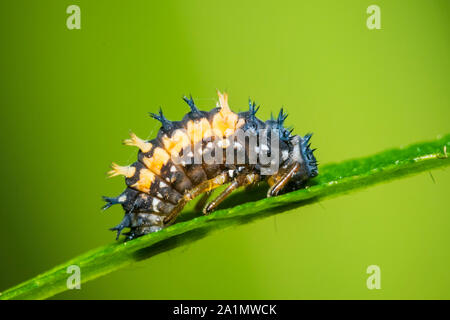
[267,162,300,198]
[183,172,229,202]
[203,173,260,214]
[203,180,241,214]
[266,164,293,188]
[162,172,234,225]
[162,200,187,226]
[159,173,229,224]
[194,191,212,212]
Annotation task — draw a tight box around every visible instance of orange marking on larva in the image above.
[131,168,155,193]
[123,132,152,153]
[141,147,170,174]
[212,91,239,137]
[217,91,231,112]
[162,129,191,155]
[186,118,213,144]
[108,163,136,178]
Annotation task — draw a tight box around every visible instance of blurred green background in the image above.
[0,0,449,299]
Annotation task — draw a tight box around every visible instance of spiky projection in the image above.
[182,94,200,114]
[123,132,152,153]
[149,108,174,132]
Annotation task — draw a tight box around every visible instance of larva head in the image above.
[299,133,318,178]
[264,109,317,187]
[280,133,318,192]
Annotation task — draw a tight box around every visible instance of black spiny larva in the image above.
[104,91,318,240]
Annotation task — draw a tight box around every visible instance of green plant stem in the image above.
[1,135,449,300]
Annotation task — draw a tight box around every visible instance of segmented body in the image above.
[104,92,318,240]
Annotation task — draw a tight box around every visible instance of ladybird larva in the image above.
[104,91,318,240]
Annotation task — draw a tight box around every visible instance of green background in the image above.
[1,0,449,299]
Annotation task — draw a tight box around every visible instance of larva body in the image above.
[104,92,318,240]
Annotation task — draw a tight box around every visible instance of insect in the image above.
[103,91,318,240]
